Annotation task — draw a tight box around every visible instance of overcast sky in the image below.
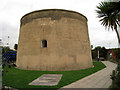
[0,0,119,49]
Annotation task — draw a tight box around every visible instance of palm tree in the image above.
[96,1,120,44]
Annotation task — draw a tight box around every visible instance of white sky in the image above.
[0,0,119,49]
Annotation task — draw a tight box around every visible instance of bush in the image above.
[110,61,120,89]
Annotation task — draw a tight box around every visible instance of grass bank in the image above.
[2,61,106,89]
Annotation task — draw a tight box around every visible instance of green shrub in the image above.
[110,61,120,89]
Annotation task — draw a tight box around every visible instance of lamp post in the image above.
[0,39,4,46]
[97,49,99,61]
[0,39,4,62]
[7,36,10,47]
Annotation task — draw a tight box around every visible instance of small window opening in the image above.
[41,40,47,48]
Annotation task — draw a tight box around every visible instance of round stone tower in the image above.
[16,9,93,71]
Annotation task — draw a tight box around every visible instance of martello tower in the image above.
[16,9,93,71]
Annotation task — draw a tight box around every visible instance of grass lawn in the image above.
[2,61,106,89]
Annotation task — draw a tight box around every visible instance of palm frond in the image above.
[96,1,120,30]
[96,1,120,43]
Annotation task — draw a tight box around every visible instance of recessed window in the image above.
[41,40,47,48]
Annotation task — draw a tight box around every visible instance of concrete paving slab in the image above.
[60,61,117,88]
[29,74,62,86]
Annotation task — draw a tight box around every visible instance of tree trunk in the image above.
[118,43,120,48]
[115,29,120,48]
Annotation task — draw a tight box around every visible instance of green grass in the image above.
[2,61,106,89]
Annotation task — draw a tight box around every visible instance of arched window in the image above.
[41,40,47,48]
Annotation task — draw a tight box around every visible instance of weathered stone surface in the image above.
[21,9,87,26]
[16,9,93,71]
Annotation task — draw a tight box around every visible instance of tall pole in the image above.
[7,36,10,46]
[98,49,99,61]
[0,39,4,46]
[118,27,120,48]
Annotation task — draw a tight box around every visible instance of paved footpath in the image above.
[61,61,117,88]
